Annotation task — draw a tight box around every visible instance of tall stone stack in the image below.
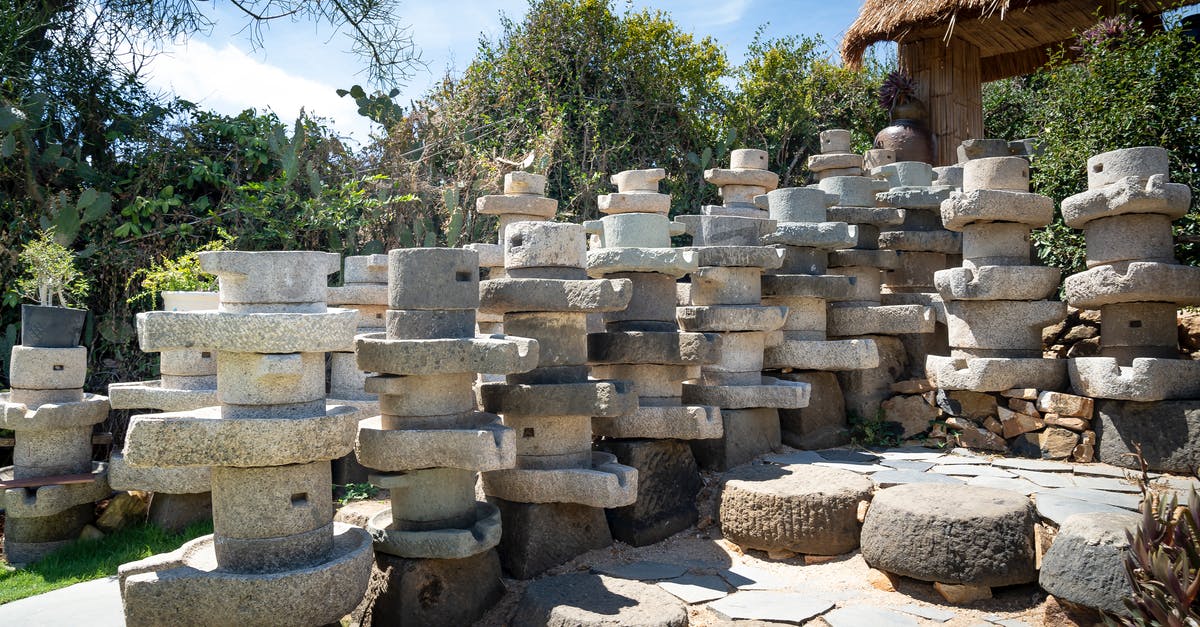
[468,172,558,335]
[2,344,109,564]
[352,248,537,625]
[117,251,373,626]
[807,129,864,181]
[327,254,387,485]
[927,157,1067,395]
[677,150,811,471]
[1060,147,1200,471]
[758,186,880,449]
[874,161,960,377]
[702,148,779,217]
[583,167,722,546]
[478,221,639,578]
[820,169,937,418]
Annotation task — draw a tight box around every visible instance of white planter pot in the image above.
[162,291,219,312]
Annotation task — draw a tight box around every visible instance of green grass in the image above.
[0,520,212,605]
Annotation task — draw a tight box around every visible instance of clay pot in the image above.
[874,120,935,165]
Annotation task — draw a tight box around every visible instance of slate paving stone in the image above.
[812,461,888,474]
[931,464,1015,478]
[593,561,689,581]
[817,449,881,463]
[877,447,947,461]
[719,564,785,591]
[1035,492,1128,525]
[994,458,1075,472]
[872,469,964,488]
[880,459,936,472]
[896,604,956,622]
[1073,464,1135,479]
[930,455,991,465]
[763,450,824,465]
[965,476,1041,495]
[658,575,730,604]
[706,591,834,624]
[1070,475,1141,493]
[824,606,918,627]
[984,616,1033,627]
[1042,488,1140,511]
[1014,470,1077,488]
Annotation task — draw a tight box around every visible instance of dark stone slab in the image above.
[596,439,701,547]
[492,498,612,579]
[148,491,212,533]
[690,408,780,472]
[777,372,848,450]
[1095,400,1200,474]
[353,549,505,627]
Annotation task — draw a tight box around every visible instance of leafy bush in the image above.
[126,232,233,309]
[15,227,89,307]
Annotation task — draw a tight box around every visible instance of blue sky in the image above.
[140,1,865,142]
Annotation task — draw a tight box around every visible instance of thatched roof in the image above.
[842,0,1197,80]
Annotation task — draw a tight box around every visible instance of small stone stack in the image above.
[108,290,217,532]
[807,129,864,181]
[702,148,779,217]
[1060,147,1200,472]
[118,251,372,626]
[353,248,537,626]
[820,170,936,419]
[677,150,811,471]
[927,157,1067,398]
[478,221,639,579]
[326,254,388,485]
[758,186,879,449]
[874,161,960,378]
[584,167,722,546]
[468,173,558,335]
[2,344,109,564]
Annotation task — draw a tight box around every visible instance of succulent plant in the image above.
[1120,484,1200,625]
[1075,15,1141,53]
[878,71,918,113]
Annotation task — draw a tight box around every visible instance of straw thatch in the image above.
[842,0,1196,78]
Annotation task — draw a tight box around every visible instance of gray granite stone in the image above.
[824,606,918,627]
[592,561,688,581]
[871,469,964,488]
[1034,492,1128,526]
[896,605,956,622]
[1013,470,1076,488]
[512,573,687,627]
[707,591,834,624]
[658,574,730,604]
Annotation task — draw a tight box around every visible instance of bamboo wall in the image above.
[899,37,983,166]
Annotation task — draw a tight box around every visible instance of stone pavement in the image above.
[0,576,124,626]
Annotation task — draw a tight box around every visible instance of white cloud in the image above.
[141,40,379,143]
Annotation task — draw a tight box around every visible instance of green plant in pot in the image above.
[15,228,90,348]
[127,235,231,312]
[874,71,936,164]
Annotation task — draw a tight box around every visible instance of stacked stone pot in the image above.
[820,171,937,418]
[108,290,217,532]
[478,221,639,578]
[2,342,109,564]
[117,251,373,626]
[927,156,1067,394]
[806,129,865,181]
[352,248,537,626]
[758,186,879,449]
[584,167,723,545]
[677,150,811,471]
[1059,147,1200,472]
[468,172,558,335]
[874,161,960,378]
[701,148,779,218]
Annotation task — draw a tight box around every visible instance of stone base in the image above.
[148,492,213,534]
[690,408,781,472]
[1069,357,1200,401]
[591,403,722,440]
[3,502,94,565]
[777,372,848,449]
[595,439,701,547]
[107,380,218,412]
[491,498,612,579]
[837,335,908,420]
[352,549,505,627]
[119,523,373,627]
[1095,399,1200,474]
[927,355,1067,392]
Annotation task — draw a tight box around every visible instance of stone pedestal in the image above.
[108,290,216,532]
[927,156,1066,393]
[2,342,109,565]
[480,221,638,576]
[758,185,879,447]
[807,129,865,181]
[117,251,373,626]
[699,148,779,218]
[353,550,506,627]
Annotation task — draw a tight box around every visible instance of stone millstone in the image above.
[1039,512,1139,617]
[352,550,506,627]
[491,498,612,580]
[596,439,702,547]
[511,573,688,627]
[860,484,1037,587]
[719,464,873,555]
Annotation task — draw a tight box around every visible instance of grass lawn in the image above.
[0,520,212,605]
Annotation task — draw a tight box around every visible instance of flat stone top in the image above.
[355,332,539,376]
[872,483,1032,518]
[505,171,547,195]
[940,189,1054,230]
[611,168,666,192]
[138,308,358,354]
[723,462,874,497]
[198,250,340,278]
[684,246,784,269]
[1060,174,1191,228]
[704,167,779,190]
[1088,146,1169,190]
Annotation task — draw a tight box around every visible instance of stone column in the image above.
[1060,147,1200,470]
[807,129,866,181]
[479,221,639,578]
[117,251,373,626]
[352,248,535,625]
[927,157,1067,393]
[2,345,109,564]
[583,167,722,545]
[758,186,880,449]
[820,169,937,419]
[676,150,811,471]
[107,291,217,532]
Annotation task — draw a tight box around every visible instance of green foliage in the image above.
[337,482,380,504]
[846,409,904,448]
[0,520,213,604]
[1120,486,1200,624]
[983,17,1200,274]
[126,232,233,308]
[337,85,405,130]
[14,228,89,307]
